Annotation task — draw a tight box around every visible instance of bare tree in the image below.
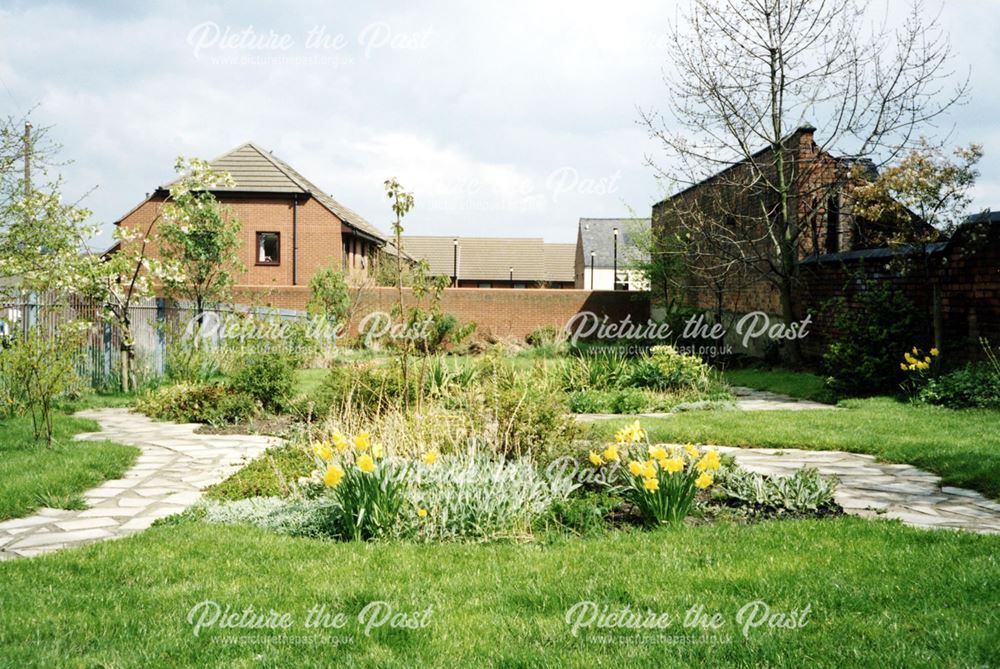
[642,0,966,360]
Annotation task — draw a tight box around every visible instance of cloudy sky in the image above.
[1,0,997,250]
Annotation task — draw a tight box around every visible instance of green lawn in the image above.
[586,397,1000,499]
[723,367,835,403]
[0,518,996,667]
[0,412,139,520]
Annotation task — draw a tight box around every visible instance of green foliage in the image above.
[157,157,244,315]
[307,265,351,325]
[632,345,712,391]
[714,467,839,516]
[200,496,336,538]
[204,444,314,501]
[567,389,612,413]
[416,312,476,354]
[823,279,918,395]
[609,388,648,414]
[0,323,87,445]
[918,364,1000,409]
[401,449,577,542]
[540,490,621,535]
[227,351,298,412]
[135,383,260,425]
[526,325,561,348]
[314,361,415,418]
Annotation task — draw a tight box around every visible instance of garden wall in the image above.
[232,286,650,339]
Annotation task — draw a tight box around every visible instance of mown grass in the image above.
[586,397,1000,499]
[723,367,836,403]
[0,412,139,520]
[0,518,996,667]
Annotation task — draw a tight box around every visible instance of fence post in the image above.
[156,297,166,377]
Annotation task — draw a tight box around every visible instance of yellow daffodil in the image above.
[421,450,439,466]
[372,443,384,459]
[589,450,605,466]
[662,457,684,474]
[643,477,659,492]
[684,443,699,459]
[417,508,428,518]
[628,461,643,476]
[331,430,348,451]
[904,352,916,365]
[354,432,371,451]
[696,450,721,472]
[357,454,376,473]
[649,445,667,460]
[312,442,333,461]
[695,472,713,489]
[912,347,919,356]
[323,464,344,487]
[641,460,656,479]
[602,445,619,461]
[930,348,939,357]
[614,428,628,444]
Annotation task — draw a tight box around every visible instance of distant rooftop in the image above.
[400,236,574,283]
[577,218,650,269]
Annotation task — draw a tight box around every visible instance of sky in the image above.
[0,0,998,251]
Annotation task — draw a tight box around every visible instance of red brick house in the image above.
[115,142,387,288]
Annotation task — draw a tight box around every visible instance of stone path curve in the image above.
[0,409,280,560]
[575,386,836,422]
[715,446,1000,534]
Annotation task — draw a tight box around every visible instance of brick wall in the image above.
[231,286,649,338]
[796,220,1000,359]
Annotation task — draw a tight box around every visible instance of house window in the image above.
[256,232,280,265]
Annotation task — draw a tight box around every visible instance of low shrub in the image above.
[135,383,260,425]
[228,351,299,412]
[609,389,648,414]
[918,364,1000,409]
[568,390,611,414]
[313,361,415,418]
[823,280,918,395]
[713,467,839,516]
[631,345,712,392]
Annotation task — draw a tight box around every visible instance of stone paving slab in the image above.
[710,445,1000,534]
[0,408,279,561]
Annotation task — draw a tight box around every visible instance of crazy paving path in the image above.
[715,446,1000,534]
[0,409,279,560]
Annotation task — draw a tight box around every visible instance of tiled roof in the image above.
[159,142,386,242]
[543,243,577,282]
[577,218,650,269]
[400,236,574,283]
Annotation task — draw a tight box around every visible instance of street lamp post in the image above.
[612,227,619,291]
[509,266,513,285]
[590,251,595,289]
[452,238,459,287]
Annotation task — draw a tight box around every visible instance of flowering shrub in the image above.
[589,421,719,527]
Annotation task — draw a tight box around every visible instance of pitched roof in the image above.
[400,236,574,283]
[577,218,650,269]
[543,243,576,282]
[157,142,386,242]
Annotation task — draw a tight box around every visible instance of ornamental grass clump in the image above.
[590,420,719,527]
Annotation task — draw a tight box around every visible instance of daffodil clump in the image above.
[901,346,939,372]
[590,420,719,527]
[309,429,441,541]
